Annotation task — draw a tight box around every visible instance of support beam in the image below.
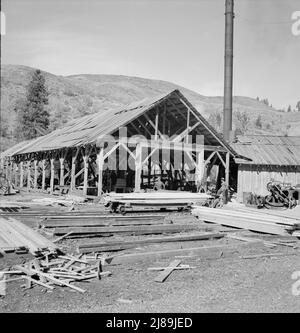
[27,161,31,191]
[154,110,159,140]
[41,159,46,190]
[97,148,104,196]
[33,160,38,189]
[225,152,230,186]
[70,148,80,191]
[50,158,55,193]
[59,157,65,186]
[20,161,24,188]
[195,147,205,190]
[185,107,190,144]
[83,155,89,196]
[134,143,142,192]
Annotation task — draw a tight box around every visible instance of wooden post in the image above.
[195,147,205,191]
[50,158,54,193]
[185,108,190,144]
[59,157,65,186]
[27,161,31,191]
[97,148,104,196]
[135,143,142,192]
[225,152,230,186]
[154,110,159,140]
[70,149,79,191]
[33,160,38,189]
[83,155,88,196]
[41,159,46,190]
[20,161,24,188]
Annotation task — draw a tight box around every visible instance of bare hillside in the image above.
[1,64,299,152]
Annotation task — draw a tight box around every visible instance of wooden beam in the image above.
[134,143,142,192]
[33,160,38,189]
[53,224,201,236]
[59,157,65,186]
[83,155,89,196]
[195,147,205,188]
[155,109,159,140]
[19,161,24,188]
[27,161,31,191]
[50,158,55,193]
[97,148,104,196]
[78,232,223,253]
[41,160,46,190]
[225,152,230,186]
[70,148,79,191]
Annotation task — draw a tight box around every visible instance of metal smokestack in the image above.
[223,0,234,142]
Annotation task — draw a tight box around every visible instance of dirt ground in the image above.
[1,192,300,313]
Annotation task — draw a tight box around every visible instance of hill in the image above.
[1,64,299,152]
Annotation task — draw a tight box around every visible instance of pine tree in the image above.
[16,69,49,140]
[296,101,300,112]
[287,105,292,112]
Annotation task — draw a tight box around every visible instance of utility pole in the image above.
[223,0,234,142]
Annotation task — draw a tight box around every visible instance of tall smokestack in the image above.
[223,0,234,142]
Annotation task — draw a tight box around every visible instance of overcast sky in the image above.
[1,0,299,109]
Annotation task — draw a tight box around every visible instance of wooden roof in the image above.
[2,89,240,158]
[233,135,300,166]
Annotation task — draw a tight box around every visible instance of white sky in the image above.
[1,0,300,109]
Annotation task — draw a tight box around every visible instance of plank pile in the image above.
[0,201,28,212]
[104,191,210,213]
[0,253,111,295]
[0,216,59,255]
[192,206,300,236]
[39,214,210,238]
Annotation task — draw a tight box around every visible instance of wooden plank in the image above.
[154,259,181,282]
[41,218,170,228]
[78,232,224,253]
[53,224,203,236]
[111,241,264,264]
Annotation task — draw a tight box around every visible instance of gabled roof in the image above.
[232,135,300,166]
[2,89,240,158]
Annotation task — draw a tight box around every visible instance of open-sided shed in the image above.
[1,89,243,196]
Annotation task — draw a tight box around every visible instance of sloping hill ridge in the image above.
[1,64,299,152]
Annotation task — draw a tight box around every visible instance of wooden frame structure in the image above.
[0,90,241,197]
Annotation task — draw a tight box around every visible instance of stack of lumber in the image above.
[192,206,300,236]
[39,214,166,228]
[104,191,210,209]
[52,223,206,237]
[38,213,212,238]
[1,253,111,295]
[0,201,28,212]
[78,232,224,253]
[0,216,59,255]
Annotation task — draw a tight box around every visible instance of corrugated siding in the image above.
[237,165,300,202]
